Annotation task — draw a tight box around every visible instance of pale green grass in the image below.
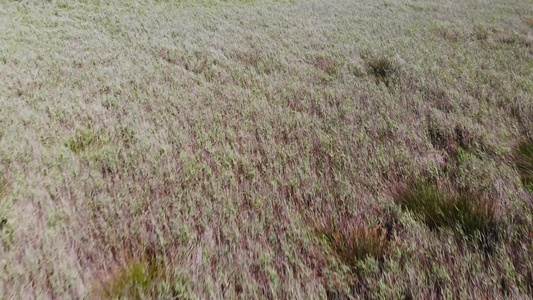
[1,0,533,298]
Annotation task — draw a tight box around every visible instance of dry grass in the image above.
[314,216,390,269]
[1,0,533,298]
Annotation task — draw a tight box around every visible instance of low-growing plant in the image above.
[473,25,490,41]
[497,31,531,47]
[314,216,390,269]
[314,57,342,77]
[395,181,499,248]
[367,57,398,87]
[426,115,487,157]
[427,119,455,152]
[94,257,191,299]
[424,87,452,113]
[66,128,107,155]
[436,27,464,42]
[514,141,533,192]
[98,260,163,299]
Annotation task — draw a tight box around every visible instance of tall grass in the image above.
[1,0,532,298]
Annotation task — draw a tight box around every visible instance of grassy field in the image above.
[1,0,533,298]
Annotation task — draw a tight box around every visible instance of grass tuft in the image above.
[426,114,488,157]
[367,57,398,86]
[314,217,390,269]
[98,260,163,299]
[436,27,464,42]
[314,57,343,77]
[94,257,191,299]
[497,31,531,47]
[66,128,108,155]
[424,87,452,113]
[395,181,499,249]
[514,142,533,192]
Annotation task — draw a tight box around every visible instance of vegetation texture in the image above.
[0,0,532,298]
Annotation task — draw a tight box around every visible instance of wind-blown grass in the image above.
[1,0,533,298]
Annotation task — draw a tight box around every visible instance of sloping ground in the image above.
[0,0,532,298]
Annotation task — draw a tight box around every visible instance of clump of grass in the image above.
[367,57,398,87]
[98,260,163,299]
[424,87,452,113]
[426,114,488,157]
[395,181,499,248]
[94,257,190,299]
[427,120,455,152]
[435,27,464,42]
[314,57,342,77]
[426,116,464,155]
[315,217,390,269]
[66,128,107,155]
[497,31,531,47]
[524,18,533,27]
[473,25,490,41]
[514,141,533,192]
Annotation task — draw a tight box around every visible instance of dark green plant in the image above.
[396,181,499,248]
[514,142,533,192]
[367,58,398,86]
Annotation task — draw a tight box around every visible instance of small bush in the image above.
[315,217,390,269]
[514,142,533,192]
[367,58,398,87]
[395,181,499,248]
